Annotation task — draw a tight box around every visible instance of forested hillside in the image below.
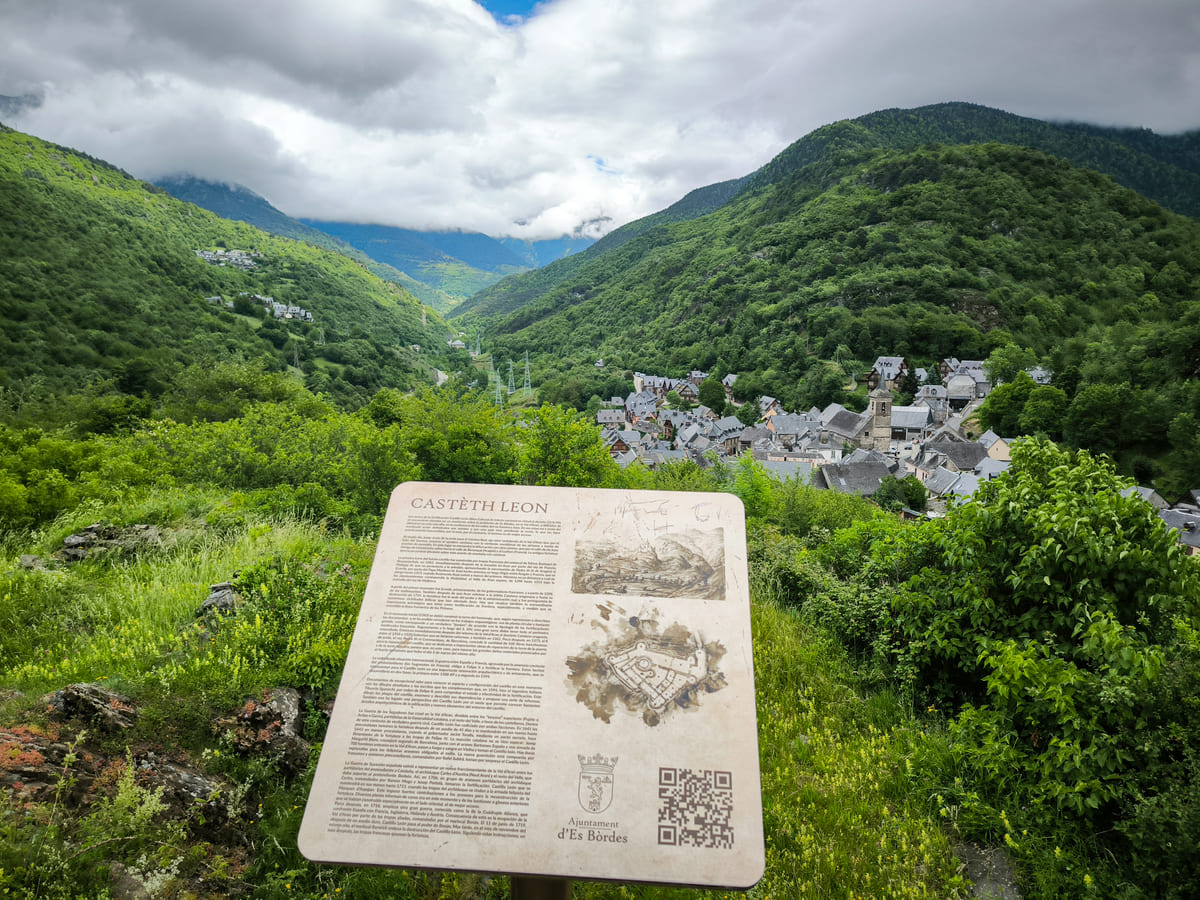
[453,177,749,321]
[475,139,1200,491]
[152,175,466,313]
[0,125,465,417]
[461,102,1200,322]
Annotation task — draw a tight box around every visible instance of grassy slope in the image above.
[0,500,967,899]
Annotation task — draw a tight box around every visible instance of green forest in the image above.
[2,105,1200,899]
[0,125,468,418]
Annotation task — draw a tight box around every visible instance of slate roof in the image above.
[872,356,907,383]
[890,405,932,431]
[649,449,690,467]
[714,415,744,437]
[924,466,962,496]
[597,409,624,425]
[759,459,814,483]
[1159,508,1200,549]
[769,413,820,436]
[1027,366,1054,385]
[825,408,871,440]
[976,429,1004,450]
[1122,485,1169,509]
[739,425,773,444]
[925,438,988,472]
[975,458,1010,481]
[659,409,690,428]
[628,399,658,420]
[613,450,638,468]
[814,460,892,495]
[843,448,893,467]
[949,473,981,497]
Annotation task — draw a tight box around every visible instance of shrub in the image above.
[883,438,1200,836]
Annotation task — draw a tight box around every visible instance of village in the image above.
[596,356,1200,551]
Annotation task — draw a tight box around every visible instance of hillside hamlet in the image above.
[597,356,1200,552]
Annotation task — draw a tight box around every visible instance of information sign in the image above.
[300,482,764,888]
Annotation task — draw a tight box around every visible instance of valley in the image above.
[2,103,1200,899]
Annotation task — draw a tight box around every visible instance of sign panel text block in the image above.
[300,483,764,888]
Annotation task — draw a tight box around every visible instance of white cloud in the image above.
[1,0,1197,238]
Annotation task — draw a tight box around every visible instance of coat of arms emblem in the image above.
[578,754,617,813]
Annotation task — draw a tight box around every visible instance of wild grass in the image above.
[1,498,972,898]
[0,513,356,697]
[746,599,967,900]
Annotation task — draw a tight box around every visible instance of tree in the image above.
[664,390,688,410]
[734,402,760,426]
[887,439,1200,823]
[983,343,1037,386]
[976,370,1035,436]
[1018,384,1068,438]
[367,388,519,485]
[895,367,920,405]
[1063,382,1131,456]
[697,377,726,411]
[797,361,845,410]
[517,404,618,488]
[873,474,927,511]
[160,358,308,423]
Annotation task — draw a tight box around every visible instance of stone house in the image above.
[866,356,911,391]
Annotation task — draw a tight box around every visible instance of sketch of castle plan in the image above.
[605,639,707,710]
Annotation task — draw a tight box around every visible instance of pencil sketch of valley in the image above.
[571,526,725,602]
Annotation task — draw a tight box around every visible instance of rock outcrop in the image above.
[212,687,311,774]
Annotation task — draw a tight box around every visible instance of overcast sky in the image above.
[2,0,1198,239]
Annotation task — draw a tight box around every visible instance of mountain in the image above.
[459,102,1200,321]
[742,102,1200,216]
[469,118,1200,489]
[482,139,1200,366]
[298,220,523,300]
[499,235,595,268]
[155,177,595,313]
[452,177,747,321]
[0,123,461,416]
[154,175,462,313]
[299,220,593,305]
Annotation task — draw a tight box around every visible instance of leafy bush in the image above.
[881,439,1200,845]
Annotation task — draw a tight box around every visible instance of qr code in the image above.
[657,767,734,849]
